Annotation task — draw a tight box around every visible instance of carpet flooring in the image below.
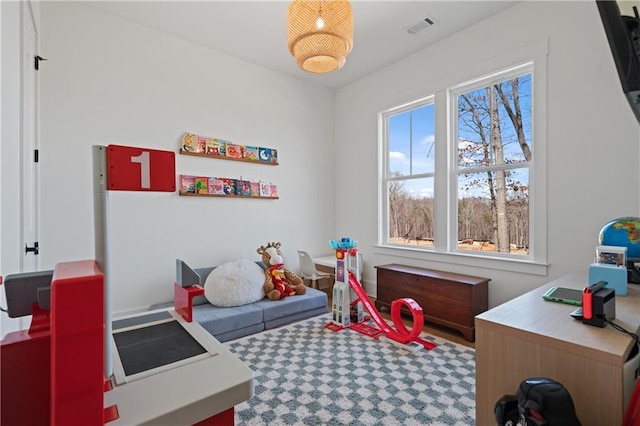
[224,313,476,425]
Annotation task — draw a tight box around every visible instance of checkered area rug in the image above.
[224,313,476,425]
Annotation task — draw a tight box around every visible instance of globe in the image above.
[598,217,640,259]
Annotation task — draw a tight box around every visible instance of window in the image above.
[452,64,532,256]
[379,55,545,270]
[383,98,436,247]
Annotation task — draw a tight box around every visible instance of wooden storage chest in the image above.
[374,264,490,342]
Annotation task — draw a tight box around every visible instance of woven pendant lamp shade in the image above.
[287,0,353,74]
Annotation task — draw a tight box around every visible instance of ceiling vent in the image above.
[404,16,435,35]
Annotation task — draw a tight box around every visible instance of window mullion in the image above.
[409,112,413,175]
[433,90,449,253]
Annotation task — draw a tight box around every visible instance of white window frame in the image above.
[448,62,533,259]
[379,95,435,249]
[377,40,548,275]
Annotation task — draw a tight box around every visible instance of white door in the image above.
[1,1,40,338]
[21,1,39,274]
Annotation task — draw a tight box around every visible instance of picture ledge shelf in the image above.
[179,192,279,200]
[179,149,279,166]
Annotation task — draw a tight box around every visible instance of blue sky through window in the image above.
[388,103,435,199]
[458,74,532,169]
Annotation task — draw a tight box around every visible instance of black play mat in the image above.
[113,320,206,377]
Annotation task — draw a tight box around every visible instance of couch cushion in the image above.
[192,303,263,335]
[194,266,216,282]
[254,287,328,322]
[214,323,265,343]
[263,306,328,330]
[191,267,217,306]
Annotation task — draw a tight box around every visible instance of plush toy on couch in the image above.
[257,242,306,301]
[203,259,266,307]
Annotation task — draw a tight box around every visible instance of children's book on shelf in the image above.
[195,135,207,153]
[270,149,278,164]
[208,178,225,195]
[194,177,208,194]
[180,175,196,193]
[181,133,197,153]
[206,138,225,156]
[258,147,272,163]
[244,146,259,161]
[269,183,278,198]
[259,181,271,197]
[221,178,237,195]
[236,180,251,196]
[250,182,260,197]
[225,143,244,159]
[181,132,207,153]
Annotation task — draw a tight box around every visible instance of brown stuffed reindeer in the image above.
[257,242,306,301]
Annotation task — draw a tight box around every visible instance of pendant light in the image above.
[287,0,354,74]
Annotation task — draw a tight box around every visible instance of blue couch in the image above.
[150,259,329,342]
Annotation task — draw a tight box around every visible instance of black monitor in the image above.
[597,1,640,123]
[4,271,53,317]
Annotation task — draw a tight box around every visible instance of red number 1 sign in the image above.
[106,145,176,192]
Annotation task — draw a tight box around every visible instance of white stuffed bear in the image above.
[203,259,265,307]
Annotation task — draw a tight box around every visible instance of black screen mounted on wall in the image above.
[597,1,640,123]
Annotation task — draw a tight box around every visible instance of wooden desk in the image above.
[475,273,640,426]
[313,255,338,269]
[313,253,363,280]
[313,253,363,269]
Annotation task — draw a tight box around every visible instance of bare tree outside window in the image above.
[456,73,532,255]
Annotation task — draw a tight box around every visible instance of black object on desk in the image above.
[582,281,616,328]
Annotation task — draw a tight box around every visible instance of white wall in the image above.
[335,1,640,307]
[38,2,336,314]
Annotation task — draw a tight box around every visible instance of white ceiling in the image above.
[81,1,519,90]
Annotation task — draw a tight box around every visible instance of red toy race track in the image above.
[327,272,436,350]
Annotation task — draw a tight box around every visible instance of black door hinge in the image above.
[25,242,39,255]
[34,149,39,163]
[34,55,47,70]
